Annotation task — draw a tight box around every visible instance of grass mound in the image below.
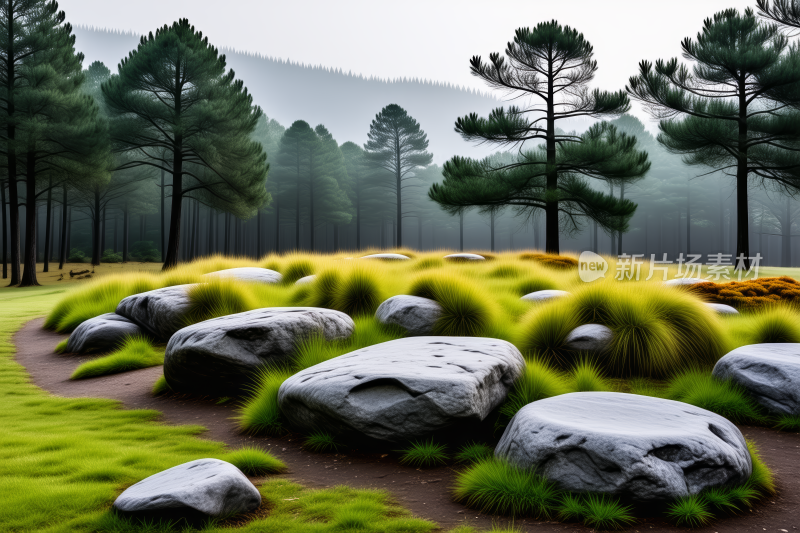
[186,278,255,323]
[689,276,800,309]
[455,442,494,464]
[282,257,315,284]
[225,446,286,475]
[742,305,800,344]
[237,367,294,435]
[305,431,341,452]
[399,440,448,468]
[519,253,578,270]
[410,272,495,336]
[151,374,171,395]
[665,370,766,423]
[499,358,570,423]
[70,336,163,380]
[332,265,384,317]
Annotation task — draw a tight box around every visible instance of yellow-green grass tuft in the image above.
[236,367,294,435]
[151,374,171,396]
[399,440,448,468]
[665,370,766,424]
[499,358,570,423]
[307,268,343,308]
[515,275,558,296]
[455,442,494,464]
[185,278,255,323]
[488,263,526,279]
[70,336,163,380]
[581,494,635,530]
[331,265,385,317]
[665,494,712,527]
[410,272,496,336]
[570,359,612,392]
[744,305,800,344]
[54,338,69,354]
[282,257,315,284]
[304,431,341,452]
[225,446,286,475]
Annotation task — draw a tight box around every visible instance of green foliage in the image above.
[499,358,569,423]
[455,442,494,464]
[557,493,586,521]
[488,263,525,279]
[101,249,122,263]
[67,248,88,263]
[185,279,253,323]
[453,457,560,517]
[581,494,635,530]
[236,367,293,435]
[399,440,448,468]
[54,338,68,354]
[775,414,800,431]
[413,256,445,270]
[332,266,384,317]
[570,359,612,392]
[666,495,713,527]
[410,272,494,336]
[747,440,776,495]
[308,268,343,308]
[283,258,315,284]
[744,306,800,344]
[129,241,160,262]
[70,336,163,380]
[151,374,171,396]
[515,275,557,296]
[304,432,341,453]
[225,446,286,475]
[666,370,766,423]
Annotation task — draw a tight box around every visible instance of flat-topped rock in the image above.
[65,313,143,354]
[360,253,410,260]
[279,337,525,442]
[375,295,442,336]
[713,344,800,415]
[113,459,260,518]
[203,267,282,284]
[116,284,198,342]
[295,275,317,285]
[564,324,613,352]
[706,303,739,315]
[521,290,570,303]
[664,277,708,287]
[444,253,485,261]
[165,307,355,395]
[495,392,751,502]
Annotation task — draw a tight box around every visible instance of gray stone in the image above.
[706,303,739,315]
[375,295,442,336]
[521,290,570,303]
[444,253,485,261]
[113,458,260,517]
[564,324,613,352]
[712,344,800,415]
[165,307,355,395]
[495,392,751,502]
[360,253,410,260]
[203,267,282,284]
[65,313,143,354]
[116,284,198,342]
[295,275,317,285]
[279,336,525,442]
[664,277,708,287]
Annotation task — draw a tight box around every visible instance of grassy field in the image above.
[0,285,489,533]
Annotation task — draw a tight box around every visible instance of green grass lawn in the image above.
[0,285,459,533]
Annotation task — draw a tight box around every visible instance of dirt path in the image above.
[13,319,800,532]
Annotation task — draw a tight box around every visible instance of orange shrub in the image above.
[690,276,800,310]
[519,253,578,270]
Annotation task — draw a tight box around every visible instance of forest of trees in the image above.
[5,0,800,288]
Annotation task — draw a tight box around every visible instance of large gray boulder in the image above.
[375,295,442,336]
[203,267,282,284]
[712,344,800,415]
[360,253,410,260]
[521,289,570,303]
[113,459,260,517]
[66,313,143,354]
[564,324,613,352]
[116,284,198,342]
[165,307,355,395]
[495,392,751,502]
[444,253,485,261]
[279,337,526,442]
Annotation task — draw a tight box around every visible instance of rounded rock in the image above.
[295,275,317,285]
[202,267,282,284]
[360,253,410,261]
[564,324,613,352]
[66,313,143,354]
[375,295,442,336]
[664,277,708,287]
[706,303,739,315]
[444,253,485,261]
[521,289,570,303]
[116,284,198,342]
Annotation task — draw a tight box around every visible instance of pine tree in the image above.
[101,19,269,269]
[272,120,316,250]
[627,8,800,268]
[363,104,432,248]
[432,21,648,254]
[313,125,351,250]
[341,141,385,250]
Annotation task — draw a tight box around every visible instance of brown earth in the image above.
[13,318,800,532]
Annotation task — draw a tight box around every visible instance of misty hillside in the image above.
[73,26,592,163]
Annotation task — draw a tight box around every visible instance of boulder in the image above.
[444,253,485,261]
[113,458,260,518]
[712,344,800,415]
[295,275,317,285]
[164,307,355,395]
[564,324,613,352]
[521,290,570,303]
[664,277,708,287]
[65,313,143,354]
[279,336,526,442]
[202,267,282,284]
[375,295,442,336]
[116,285,198,342]
[706,303,739,315]
[495,392,751,502]
[360,253,410,261]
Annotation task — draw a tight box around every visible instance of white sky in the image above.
[61,0,756,125]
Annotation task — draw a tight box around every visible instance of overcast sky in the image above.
[62,0,756,124]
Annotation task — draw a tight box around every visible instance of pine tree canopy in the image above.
[101,18,269,268]
[758,0,800,29]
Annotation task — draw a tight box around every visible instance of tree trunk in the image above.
[782,196,792,268]
[355,189,361,250]
[418,216,422,251]
[100,207,106,257]
[6,12,20,285]
[58,185,67,270]
[310,152,315,251]
[160,168,165,262]
[459,211,464,251]
[380,219,386,249]
[257,208,262,257]
[685,183,690,255]
[19,151,39,286]
[224,212,230,255]
[333,223,339,252]
[122,205,129,262]
[162,131,184,269]
[1,178,7,279]
[189,200,197,260]
[544,57,559,254]
[490,211,495,252]
[274,192,280,253]
[396,137,403,247]
[207,207,213,256]
[113,215,118,253]
[592,221,598,253]
[91,192,101,265]
[43,179,52,273]
[295,151,301,251]
[65,207,72,262]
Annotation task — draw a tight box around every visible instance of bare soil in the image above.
[13,319,800,532]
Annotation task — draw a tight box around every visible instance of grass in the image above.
[410,271,495,336]
[151,374,171,395]
[665,494,713,527]
[665,369,766,424]
[775,414,800,431]
[304,431,341,452]
[399,440,449,468]
[70,336,164,380]
[499,358,570,424]
[569,359,612,392]
[224,446,286,475]
[54,338,68,354]
[581,494,635,530]
[455,442,494,464]
[236,366,294,435]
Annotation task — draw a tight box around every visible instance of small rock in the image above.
[664,277,708,286]
[443,253,485,261]
[706,303,739,315]
[116,285,198,342]
[113,459,260,517]
[375,295,442,336]
[564,324,613,352]
[66,313,143,354]
[521,290,570,303]
[360,253,410,260]
[712,344,800,415]
[295,275,317,285]
[164,307,354,395]
[496,392,751,502]
[202,267,282,284]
